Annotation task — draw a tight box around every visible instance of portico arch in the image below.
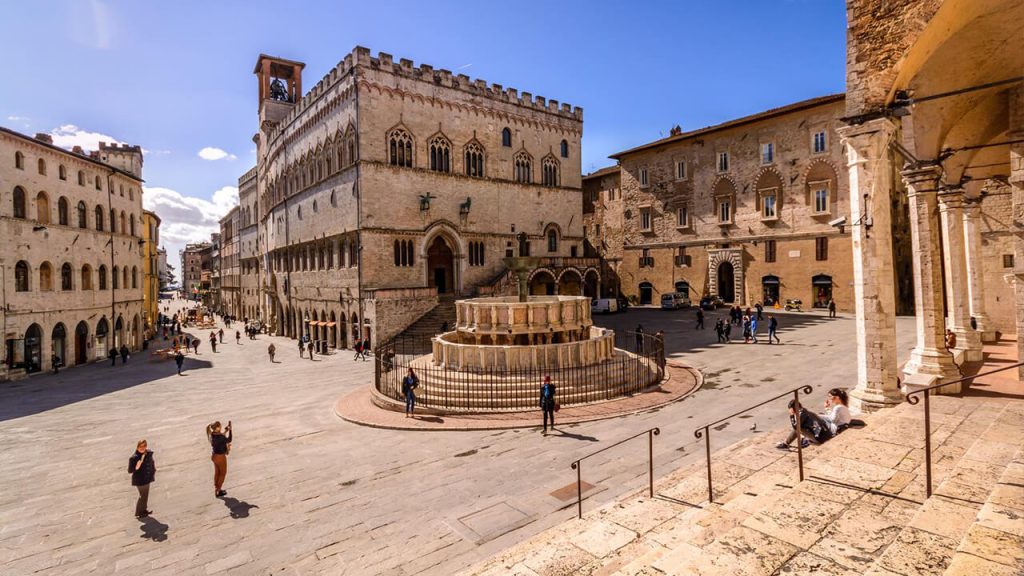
[422,223,462,295]
[556,268,583,296]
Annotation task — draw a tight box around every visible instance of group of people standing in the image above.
[713,309,780,345]
[128,419,235,519]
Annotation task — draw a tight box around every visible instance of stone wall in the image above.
[979,181,1018,334]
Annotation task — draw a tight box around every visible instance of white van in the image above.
[591,298,619,314]
[660,293,692,310]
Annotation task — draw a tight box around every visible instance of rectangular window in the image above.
[1004,254,1015,268]
[765,240,776,263]
[717,152,729,172]
[814,188,829,213]
[676,206,688,228]
[816,237,829,261]
[639,167,649,187]
[595,223,601,236]
[761,142,774,164]
[718,200,731,223]
[639,249,654,268]
[674,246,690,267]
[813,130,827,153]
[640,207,652,231]
[762,191,777,219]
[676,160,687,180]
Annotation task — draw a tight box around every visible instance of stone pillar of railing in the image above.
[902,164,961,391]
[938,188,982,361]
[962,200,996,342]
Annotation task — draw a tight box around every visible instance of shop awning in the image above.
[324,322,337,327]
[812,274,833,286]
[762,275,780,285]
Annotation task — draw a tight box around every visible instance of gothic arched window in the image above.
[464,141,485,178]
[77,201,87,228]
[513,151,532,184]
[542,156,560,187]
[12,186,26,218]
[388,128,413,167]
[429,135,451,173]
[501,128,512,147]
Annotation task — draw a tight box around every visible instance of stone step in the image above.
[462,395,1024,576]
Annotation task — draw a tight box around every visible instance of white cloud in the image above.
[198,147,237,161]
[49,124,125,151]
[143,185,239,258]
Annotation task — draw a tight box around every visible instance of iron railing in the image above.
[374,331,665,412]
[694,385,813,503]
[905,361,1024,498]
[570,427,660,518]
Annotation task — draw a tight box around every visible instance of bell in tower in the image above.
[253,54,306,125]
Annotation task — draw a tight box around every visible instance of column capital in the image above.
[937,186,966,210]
[837,117,898,163]
[900,164,943,195]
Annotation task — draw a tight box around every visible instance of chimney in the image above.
[34,133,53,144]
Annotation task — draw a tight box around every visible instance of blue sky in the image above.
[0,0,847,260]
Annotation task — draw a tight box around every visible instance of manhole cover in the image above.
[550,480,598,502]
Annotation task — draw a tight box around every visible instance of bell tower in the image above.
[253,54,305,127]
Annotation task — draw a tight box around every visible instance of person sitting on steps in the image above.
[776,399,833,450]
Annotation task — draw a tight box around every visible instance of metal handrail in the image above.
[694,385,813,503]
[570,427,660,519]
[905,360,1024,498]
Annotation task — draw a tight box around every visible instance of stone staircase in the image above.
[463,395,1024,576]
[392,295,457,342]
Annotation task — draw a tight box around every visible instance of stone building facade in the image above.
[582,166,624,298]
[142,209,161,334]
[180,241,211,302]
[247,47,586,347]
[237,166,261,322]
[839,0,1023,409]
[1,128,147,379]
[608,95,861,312]
[218,207,240,317]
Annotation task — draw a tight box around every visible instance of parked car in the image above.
[699,295,724,310]
[591,298,619,314]
[616,297,630,311]
[661,293,692,310]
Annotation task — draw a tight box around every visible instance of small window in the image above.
[717,152,729,172]
[501,127,512,147]
[513,151,532,183]
[765,239,777,263]
[95,176,102,191]
[640,207,652,231]
[1003,254,1015,268]
[61,263,73,290]
[560,139,569,158]
[77,201,87,228]
[813,187,829,214]
[59,165,67,180]
[718,199,731,223]
[330,190,337,207]
[95,206,104,231]
[15,151,25,170]
[761,142,774,165]
[297,205,302,219]
[762,189,778,219]
[15,261,29,292]
[813,130,827,154]
[639,249,653,268]
[674,246,690,267]
[464,142,485,178]
[78,171,85,186]
[37,158,47,175]
[639,167,649,187]
[98,265,107,290]
[312,200,318,213]
[815,237,829,261]
[547,229,558,252]
[675,160,687,180]
[676,206,688,228]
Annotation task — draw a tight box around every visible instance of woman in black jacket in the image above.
[128,439,156,518]
[206,421,232,497]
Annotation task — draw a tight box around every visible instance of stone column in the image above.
[902,164,961,389]
[1011,85,1024,380]
[836,118,903,411]
[938,189,983,361]
[962,200,997,342]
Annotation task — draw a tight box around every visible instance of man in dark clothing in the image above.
[218,328,224,343]
[828,299,837,318]
[540,376,556,435]
[361,338,371,361]
[119,345,130,365]
[299,340,306,359]
[696,308,705,329]
[109,348,118,366]
[352,340,361,361]
[723,321,732,343]
[768,315,780,344]
[128,440,156,518]
[193,338,200,354]
[755,302,764,321]
[776,400,832,449]
[715,320,725,343]
[635,325,644,352]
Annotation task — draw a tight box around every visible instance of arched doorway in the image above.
[762,275,780,306]
[557,269,583,296]
[330,311,339,349]
[812,274,833,308]
[639,282,653,305]
[350,312,359,347]
[132,315,141,349]
[74,321,89,365]
[96,318,109,359]
[584,269,600,298]
[25,324,43,373]
[52,323,67,369]
[114,317,124,349]
[427,236,456,294]
[530,270,556,295]
[717,262,735,303]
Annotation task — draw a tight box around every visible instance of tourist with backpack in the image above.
[540,376,557,435]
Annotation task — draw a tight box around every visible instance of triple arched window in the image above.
[393,239,415,267]
[468,241,486,266]
[514,151,532,184]
[388,128,413,167]
[429,135,451,173]
[542,156,560,187]
[465,142,485,178]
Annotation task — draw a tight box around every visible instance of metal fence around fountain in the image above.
[374,331,665,412]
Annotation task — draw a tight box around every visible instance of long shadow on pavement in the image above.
[221,496,259,519]
[139,516,169,541]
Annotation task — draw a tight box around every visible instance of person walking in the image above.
[755,302,764,321]
[218,328,224,344]
[267,343,276,363]
[635,324,644,352]
[768,314,780,344]
[696,308,705,330]
[235,330,241,345]
[750,316,759,344]
[540,376,557,435]
[308,340,315,360]
[108,347,118,366]
[128,440,156,518]
[174,349,184,375]
[299,339,306,359]
[206,421,232,498]
[352,340,362,361]
[715,319,725,344]
[402,368,419,418]
[209,332,217,353]
[120,344,130,365]
[723,320,732,343]
[361,338,371,361]
[51,353,60,374]
[828,299,837,318]
[742,315,751,344]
